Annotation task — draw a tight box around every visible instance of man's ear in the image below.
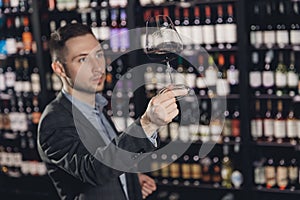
[52,61,67,78]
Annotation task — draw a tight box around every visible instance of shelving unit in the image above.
[1,0,300,200]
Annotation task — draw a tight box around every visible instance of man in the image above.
[37,23,186,200]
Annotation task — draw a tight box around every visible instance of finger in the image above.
[165,109,179,122]
[154,88,188,104]
[142,186,153,195]
[143,182,157,191]
[142,190,148,199]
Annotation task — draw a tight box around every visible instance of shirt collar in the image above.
[62,89,108,116]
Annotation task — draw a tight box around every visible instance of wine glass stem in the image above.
[166,60,174,85]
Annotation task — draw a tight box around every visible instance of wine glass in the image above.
[144,15,191,100]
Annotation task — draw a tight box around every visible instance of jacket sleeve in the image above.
[38,114,158,187]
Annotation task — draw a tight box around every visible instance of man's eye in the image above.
[78,57,86,63]
[95,52,103,59]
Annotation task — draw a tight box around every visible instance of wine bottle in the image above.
[196,55,207,96]
[263,2,276,49]
[287,52,298,97]
[231,105,240,138]
[224,4,237,48]
[251,100,263,141]
[200,157,212,184]
[119,9,129,52]
[250,3,263,48]
[286,105,297,145]
[253,158,266,188]
[262,50,274,95]
[205,55,218,97]
[290,2,300,46]
[221,155,233,188]
[191,6,203,49]
[99,8,110,48]
[275,52,287,96]
[288,158,298,190]
[227,54,239,94]
[277,158,288,190]
[199,99,210,143]
[180,8,192,49]
[110,9,119,52]
[202,5,215,49]
[211,156,222,187]
[216,53,230,96]
[274,100,286,143]
[276,1,289,48]
[215,4,226,49]
[249,52,262,96]
[265,158,276,189]
[264,100,274,142]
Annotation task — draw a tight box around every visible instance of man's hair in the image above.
[49,23,94,63]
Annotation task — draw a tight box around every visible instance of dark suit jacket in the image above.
[37,92,157,200]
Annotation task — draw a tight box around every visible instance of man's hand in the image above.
[140,88,188,136]
[138,173,157,199]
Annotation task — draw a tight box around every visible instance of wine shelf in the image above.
[253,187,300,195]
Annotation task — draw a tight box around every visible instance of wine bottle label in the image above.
[189,124,199,142]
[179,126,190,142]
[232,119,240,137]
[251,119,263,138]
[170,163,180,178]
[6,38,17,55]
[249,71,262,88]
[255,31,263,47]
[205,68,218,86]
[155,72,165,90]
[186,73,196,88]
[196,77,207,89]
[224,24,237,43]
[0,73,5,91]
[263,31,276,48]
[265,166,276,188]
[276,30,289,46]
[216,79,230,96]
[289,166,298,181]
[200,125,210,143]
[180,26,193,45]
[210,121,222,143]
[287,119,297,138]
[262,71,274,87]
[139,0,152,6]
[191,26,203,44]
[14,81,23,93]
[110,29,119,52]
[227,69,239,85]
[169,122,179,140]
[159,126,169,141]
[223,119,231,137]
[19,112,28,132]
[10,0,19,7]
[13,152,22,167]
[287,71,299,87]
[275,71,287,87]
[264,119,274,137]
[277,166,288,189]
[181,163,191,179]
[215,24,226,44]
[78,0,90,8]
[296,120,300,139]
[21,161,30,175]
[191,163,201,179]
[202,25,215,45]
[290,30,300,45]
[274,120,286,139]
[31,74,41,93]
[254,166,266,184]
[66,0,76,10]
[119,28,129,51]
[5,71,16,88]
[99,26,110,41]
[23,81,32,92]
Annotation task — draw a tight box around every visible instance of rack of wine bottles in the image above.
[1,0,300,200]
[248,1,300,200]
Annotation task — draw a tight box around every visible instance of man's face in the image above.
[63,33,106,93]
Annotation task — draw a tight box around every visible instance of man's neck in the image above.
[63,86,96,107]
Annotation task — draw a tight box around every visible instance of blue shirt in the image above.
[62,90,157,199]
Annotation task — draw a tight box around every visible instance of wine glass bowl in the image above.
[144,15,190,100]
